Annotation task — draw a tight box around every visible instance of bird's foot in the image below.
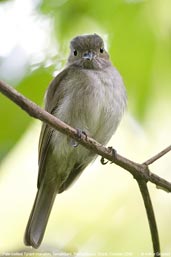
[100,146,117,165]
[70,129,88,147]
[108,146,117,163]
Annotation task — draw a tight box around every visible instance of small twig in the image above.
[136,179,160,257]
[144,145,171,165]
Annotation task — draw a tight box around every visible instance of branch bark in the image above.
[0,80,171,192]
[137,179,160,256]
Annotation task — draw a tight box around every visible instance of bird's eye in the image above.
[73,50,77,56]
[100,48,104,53]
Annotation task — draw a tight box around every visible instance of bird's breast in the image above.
[53,67,126,143]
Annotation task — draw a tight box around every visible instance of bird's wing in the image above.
[58,162,86,193]
[37,68,68,188]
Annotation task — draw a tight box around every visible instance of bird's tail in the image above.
[24,182,57,248]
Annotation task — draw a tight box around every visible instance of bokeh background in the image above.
[0,0,171,256]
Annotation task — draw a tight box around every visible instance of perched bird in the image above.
[24,33,127,248]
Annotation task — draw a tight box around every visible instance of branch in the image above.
[136,179,160,256]
[144,145,171,165]
[0,80,171,192]
[0,79,170,256]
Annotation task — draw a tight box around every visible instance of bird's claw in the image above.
[76,128,88,140]
[108,146,117,163]
[101,157,109,165]
[71,129,88,147]
[70,139,79,147]
[100,146,117,165]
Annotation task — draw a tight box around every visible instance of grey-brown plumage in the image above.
[24,33,127,248]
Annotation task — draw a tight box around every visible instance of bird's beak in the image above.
[82,51,94,61]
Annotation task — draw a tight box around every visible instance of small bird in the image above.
[24,33,127,248]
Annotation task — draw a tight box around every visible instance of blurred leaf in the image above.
[0,67,52,161]
[108,2,156,118]
[1,0,171,158]
[39,0,171,119]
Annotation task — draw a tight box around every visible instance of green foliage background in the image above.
[0,0,171,255]
[0,0,171,160]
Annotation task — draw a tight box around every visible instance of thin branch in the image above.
[136,179,160,256]
[144,145,171,165]
[0,80,171,193]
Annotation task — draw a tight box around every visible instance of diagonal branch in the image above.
[0,80,171,192]
[144,145,171,166]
